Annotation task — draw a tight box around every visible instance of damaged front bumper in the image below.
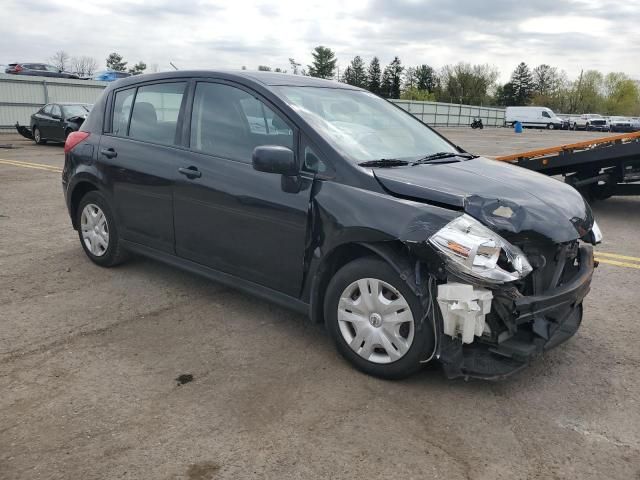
[437,244,595,380]
[15,122,33,140]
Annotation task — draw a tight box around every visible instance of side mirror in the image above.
[252,145,297,176]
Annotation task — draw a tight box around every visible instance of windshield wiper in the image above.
[358,158,410,168]
[412,152,477,165]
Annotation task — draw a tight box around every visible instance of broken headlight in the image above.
[428,214,532,284]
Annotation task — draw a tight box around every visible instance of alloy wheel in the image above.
[337,278,415,364]
[80,203,109,256]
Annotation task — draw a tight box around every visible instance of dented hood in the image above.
[372,157,593,243]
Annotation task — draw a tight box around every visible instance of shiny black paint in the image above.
[64,70,595,342]
[373,157,593,243]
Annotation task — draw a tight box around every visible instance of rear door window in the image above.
[112,88,136,136]
[190,82,293,162]
[42,104,53,115]
[128,82,186,145]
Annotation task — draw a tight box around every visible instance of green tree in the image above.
[510,62,534,106]
[380,66,393,98]
[258,65,272,71]
[532,64,558,97]
[128,61,147,75]
[415,64,438,92]
[106,52,127,72]
[346,56,367,88]
[342,65,355,85]
[400,87,436,101]
[570,70,604,113]
[439,63,498,105]
[380,57,403,99]
[403,67,417,91]
[367,57,382,95]
[603,72,640,115]
[307,46,337,79]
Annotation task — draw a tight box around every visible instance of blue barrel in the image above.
[514,121,523,133]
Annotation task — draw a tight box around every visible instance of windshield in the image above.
[274,86,457,162]
[63,105,91,117]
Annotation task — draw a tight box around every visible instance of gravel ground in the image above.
[1,130,639,480]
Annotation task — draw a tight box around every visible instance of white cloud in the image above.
[0,0,638,82]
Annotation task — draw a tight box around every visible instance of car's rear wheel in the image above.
[77,191,128,267]
[33,126,46,144]
[324,257,434,379]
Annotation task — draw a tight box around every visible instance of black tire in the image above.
[33,126,46,145]
[547,123,554,130]
[76,190,128,267]
[324,257,435,380]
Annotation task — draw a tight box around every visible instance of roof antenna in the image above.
[169,62,179,71]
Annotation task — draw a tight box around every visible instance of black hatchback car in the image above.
[63,71,601,380]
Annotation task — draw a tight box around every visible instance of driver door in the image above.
[173,81,313,297]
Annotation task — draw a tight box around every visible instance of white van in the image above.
[505,106,564,130]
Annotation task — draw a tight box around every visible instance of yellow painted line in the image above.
[595,252,640,263]
[595,258,640,270]
[0,158,62,173]
[1,158,63,169]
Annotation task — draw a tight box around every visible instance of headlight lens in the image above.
[429,214,532,284]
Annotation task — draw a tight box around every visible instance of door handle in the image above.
[178,166,202,179]
[100,148,117,159]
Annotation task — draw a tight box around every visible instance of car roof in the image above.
[110,69,361,90]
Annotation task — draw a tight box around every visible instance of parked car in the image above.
[27,103,92,144]
[608,116,635,133]
[572,114,609,131]
[92,70,132,82]
[505,106,564,129]
[62,71,600,380]
[4,63,79,79]
[631,118,640,131]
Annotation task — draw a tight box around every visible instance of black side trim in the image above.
[121,240,310,316]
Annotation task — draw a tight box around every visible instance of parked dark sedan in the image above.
[5,63,79,79]
[30,103,92,144]
[62,71,601,380]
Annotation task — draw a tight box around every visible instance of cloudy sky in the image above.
[2,0,639,81]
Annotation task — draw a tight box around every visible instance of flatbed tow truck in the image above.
[494,131,640,200]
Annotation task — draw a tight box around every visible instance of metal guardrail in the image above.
[0,73,506,131]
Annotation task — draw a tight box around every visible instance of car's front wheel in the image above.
[33,126,46,144]
[324,257,435,379]
[76,191,128,267]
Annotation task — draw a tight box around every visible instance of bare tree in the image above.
[71,56,98,77]
[50,50,70,71]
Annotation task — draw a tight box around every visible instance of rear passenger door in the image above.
[99,81,187,253]
[173,80,314,297]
